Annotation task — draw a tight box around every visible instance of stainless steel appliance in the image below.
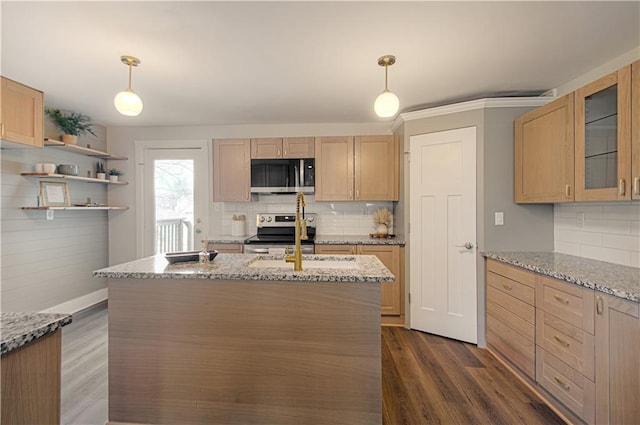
[250,158,315,194]
[243,213,317,254]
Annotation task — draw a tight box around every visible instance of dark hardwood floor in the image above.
[60,307,564,424]
[382,326,565,425]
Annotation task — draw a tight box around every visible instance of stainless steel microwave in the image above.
[250,158,315,194]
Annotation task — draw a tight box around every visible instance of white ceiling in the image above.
[2,1,639,128]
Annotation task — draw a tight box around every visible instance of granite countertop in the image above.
[1,312,72,355]
[207,236,248,244]
[94,253,394,283]
[314,235,406,246]
[482,252,639,303]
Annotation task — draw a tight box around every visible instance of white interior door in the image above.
[140,145,209,257]
[409,127,477,344]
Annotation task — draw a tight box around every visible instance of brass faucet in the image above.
[285,192,308,271]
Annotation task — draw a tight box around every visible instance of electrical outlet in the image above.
[495,212,504,226]
[46,210,54,220]
[576,212,585,228]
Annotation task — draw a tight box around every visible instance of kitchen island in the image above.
[94,253,394,425]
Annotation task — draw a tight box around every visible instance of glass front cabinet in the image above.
[575,65,632,201]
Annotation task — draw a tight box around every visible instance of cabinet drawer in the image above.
[537,275,594,332]
[487,285,535,324]
[536,310,595,380]
[487,299,534,341]
[487,271,535,305]
[486,259,536,288]
[536,347,595,424]
[487,313,535,379]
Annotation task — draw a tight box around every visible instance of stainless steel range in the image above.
[243,213,317,254]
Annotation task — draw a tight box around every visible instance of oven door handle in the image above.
[247,248,270,254]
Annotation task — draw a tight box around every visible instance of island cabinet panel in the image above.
[595,293,640,425]
[486,259,536,379]
[359,245,401,316]
[632,60,640,200]
[108,278,382,425]
[514,94,575,203]
[1,76,44,148]
[1,331,61,425]
[212,138,251,202]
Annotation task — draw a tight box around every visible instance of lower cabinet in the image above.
[595,293,640,425]
[485,259,638,425]
[316,244,403,318]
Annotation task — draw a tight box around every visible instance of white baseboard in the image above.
[39,288,107,314]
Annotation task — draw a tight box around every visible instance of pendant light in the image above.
[114,55,143,116]
[374,55,399,118]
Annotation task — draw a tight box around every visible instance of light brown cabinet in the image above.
[315,243,403,317]
[595,293,639,425]
[486,259,537,379]
[251,137,314,159]
[315,135,398,201]
[514,94,574,203]
[632,60,640,199]
[212,139,251,202]
[0,76,44,148]
[575,65,632,201]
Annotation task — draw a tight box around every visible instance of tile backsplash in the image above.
[209,194,394,238]
[554,203,640,267]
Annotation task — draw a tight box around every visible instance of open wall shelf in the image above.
[44,138,127,160]
[21,173,128,185]
[21,206,128,211]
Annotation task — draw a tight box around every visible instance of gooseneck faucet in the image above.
[285,192,308,271]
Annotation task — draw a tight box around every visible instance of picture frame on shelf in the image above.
[40,181,70,207]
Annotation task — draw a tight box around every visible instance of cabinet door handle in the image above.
[553,335,570,347]
[619,178,626,196]
[349,188,353,199]
[502,284,512,291]
[565,184,571,198]
[277,149,281,157]
[283,148,287,157]
[633,177,640,196]
[0,122,4,137]
[356,188,360,199]
[596,295,603,315]
[553,295,569,305]
[554,376,571,391]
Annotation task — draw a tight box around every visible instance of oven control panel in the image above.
[256,213,317,228]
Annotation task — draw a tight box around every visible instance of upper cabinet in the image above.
[0,76,44,148]
[315,135,398,201]
[575,65,632,201]
[515,61,639,203]
[213,138,251,202]
[515,94,575,203]
[251,137,314,159]
[632,60,640,200]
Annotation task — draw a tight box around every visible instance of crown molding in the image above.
[391,97,555,133]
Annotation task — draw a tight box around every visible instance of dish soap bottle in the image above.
[199,240,210,264]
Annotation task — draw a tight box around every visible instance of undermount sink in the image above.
[247,257,360,270]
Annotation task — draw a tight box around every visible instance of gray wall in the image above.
[1,127,109,312]
[396,104,554,347]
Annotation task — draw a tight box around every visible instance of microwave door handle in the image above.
[299,159,304,189]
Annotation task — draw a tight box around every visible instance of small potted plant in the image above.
[45,108,97,145]
[96,161,106,180]
[373,207,392,237]
[107,168,122,183]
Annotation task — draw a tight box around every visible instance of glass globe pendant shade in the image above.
[374,90,399,118]
[114,89,143,117]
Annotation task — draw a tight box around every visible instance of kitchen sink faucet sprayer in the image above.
[285,192,308,271]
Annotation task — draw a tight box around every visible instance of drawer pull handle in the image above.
[554,376,571,391]
[502,284,512,291]
[553,295,569,305]
[634,177,640,196]
[553,335,570,347]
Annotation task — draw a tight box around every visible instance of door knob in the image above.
[195,228,202,234]
[456,242,474,249]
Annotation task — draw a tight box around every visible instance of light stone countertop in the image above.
[314,235,406,246]
[94,253,394,283]
[207,236,248,244]
[1,312,72,355]
[482,252,639,303]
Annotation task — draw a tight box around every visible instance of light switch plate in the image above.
[495,212,504,226]
[576,212,585,228]
[46,210,54,220]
